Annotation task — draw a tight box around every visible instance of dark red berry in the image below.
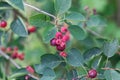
[50,38,57,46]
[0,47,6,52]
[11,51,18,59]
[88,69,97,78]
[27,26,36,33]
[56,45,66,51]
[18,53,24,60]
[0,20,7,28]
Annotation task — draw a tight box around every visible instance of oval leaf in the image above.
[41,67,56,80]
[84,47,102,61]
[69,25,86,40]
[10,17,28,37]
[66,48,84,67]
[55,0,72,15]
[103,39,119,58]
[5,0,24,11]
[41,54,61,69]
[104,70,120,80]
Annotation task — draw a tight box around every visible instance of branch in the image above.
[101,67,120,71]
[86,28,105,39]
[24,2,56,19]
[0,50,39,80]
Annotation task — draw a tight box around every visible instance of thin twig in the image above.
[101,67,120,71]
[24,2,56,19]
[0,50,39,80]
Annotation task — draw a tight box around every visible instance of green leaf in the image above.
[41,54,61,69]
[116,61,120,69]
[103,39,119,57]
[84,47,102,61]
[41,67,56,80]
[10,17,28,37]
[42,26,57,43]
[66,48,84,67]
[5,0,24,11]
[68,25,86,40]
[66,12,86,21]
[0,2,12,10]
[104,70,120,80]
[9,68,27,79]
[34,64,45,74]
[0,30,3,45]
[29,14,53,28]
[67,69,78,80]
[55,0,72,15]
[86,15,106,27]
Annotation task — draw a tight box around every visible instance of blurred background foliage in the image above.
[17,0,120,67]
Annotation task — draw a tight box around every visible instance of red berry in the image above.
[27,26,36,33]
[26,66,34,74]
[18,53,24,60]
[0,20,7,28]
[6,47,12,52]
[50,38,57,46]
[55,32,63,39]
[88,69,97,78]
[56,44,66,51]
[11,51,18,59]
[0,47,6,52]
[59,51,67,57]
[14,46,18,51]
[60,26,68,33]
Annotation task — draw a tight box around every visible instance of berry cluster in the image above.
[25,66,35,80]
[50,25,70,57]
[0,46,25,60]
[0,20,7,28]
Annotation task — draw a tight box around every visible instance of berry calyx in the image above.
[0,20,7,28]
[26,66,34,74]
[18,53,24,60]
[50,38,57,46]
[27,26,36,33]
[88,69,97,78]
[59,51,67,57]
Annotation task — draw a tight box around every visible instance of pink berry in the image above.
[25,75,30,80]
[55,32,63,39]
[0,20,7,28]
[55,39,62,46]
[60,26,68,33]
[50,38,57,46]
[88,69,97,78]
[11,51,18,59]
[60,42,66,47]
[93,8,97,15]
[6,47,12,52]
[26,66,34,74]
[59,51,67,57]
[56,45,66,51]
[18,53,24,60]
[62,35,70,42]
